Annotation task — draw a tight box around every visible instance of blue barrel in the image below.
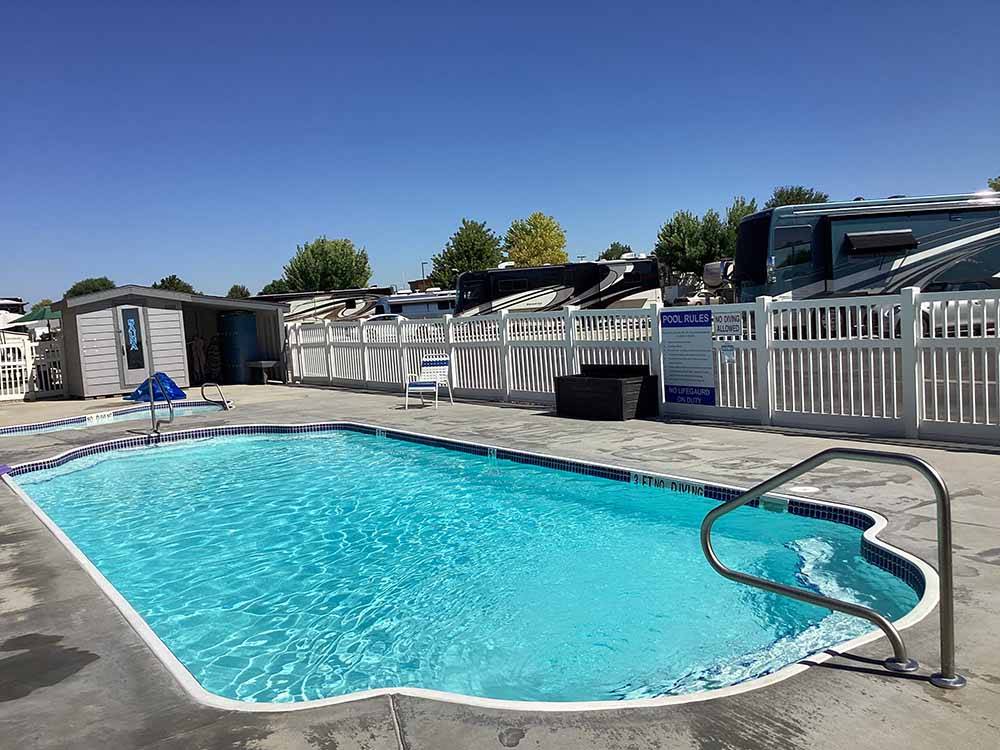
[218,312,257,385]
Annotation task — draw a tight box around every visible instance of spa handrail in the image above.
[147,372,175,433]
[700,447,965,689]
[200,382,231,410]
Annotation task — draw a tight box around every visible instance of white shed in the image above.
[53,286,289,398]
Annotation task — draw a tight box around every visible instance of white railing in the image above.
[0,337,66,401]
[289,307,663,405]
[287,286,1000,444]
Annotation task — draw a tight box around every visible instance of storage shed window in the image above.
[844,230,918,254]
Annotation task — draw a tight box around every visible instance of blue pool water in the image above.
[13,431,919,703]
[1,403,224,437]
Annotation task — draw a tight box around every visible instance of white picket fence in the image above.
[288,287,1000,444]
[0,337,66,401]
[289,307,659,405]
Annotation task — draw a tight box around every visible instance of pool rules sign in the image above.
[661,309,715,405]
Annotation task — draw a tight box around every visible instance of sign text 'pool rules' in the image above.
[661,309,715,406]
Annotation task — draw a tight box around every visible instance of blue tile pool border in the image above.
[0,400,225,437]
[5,420,927,598]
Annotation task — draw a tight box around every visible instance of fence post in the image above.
[499,310,511,401]
[443,314,458,392]
[360,321,370,389]
[396,318,407,392]
[564,306,579,374]
[754,296,774,425]
[324,320,335,383]
[648,302,664,416]
[900,286,921,438]
[293,323,305,383]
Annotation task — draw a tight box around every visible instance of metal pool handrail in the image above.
[700,447,966,689]
[147,372,175,433]
[201,382,232,410]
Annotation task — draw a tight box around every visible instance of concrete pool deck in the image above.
[1,385,998,749]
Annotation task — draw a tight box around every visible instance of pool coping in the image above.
[0,420,941,714]
[0,400,226,437]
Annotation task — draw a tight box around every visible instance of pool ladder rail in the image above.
[136,378,233,435]
[148,372,175,433]
[201,382,234,411]
[700,447,966,690]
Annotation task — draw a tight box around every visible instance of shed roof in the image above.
[54,285,290,313]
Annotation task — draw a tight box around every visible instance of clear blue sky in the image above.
[3,1,998,304]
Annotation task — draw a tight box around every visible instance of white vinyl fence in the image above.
[288,287,1000,444]
[289,307,661,404]
[0,337,65,401]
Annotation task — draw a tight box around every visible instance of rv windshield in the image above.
[733,212,771,287]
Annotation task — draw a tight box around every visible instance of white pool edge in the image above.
[0,400,226,437]
[1,420,941,714]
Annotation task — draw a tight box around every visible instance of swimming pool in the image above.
[0,401,226,438]
[6,425,930,708]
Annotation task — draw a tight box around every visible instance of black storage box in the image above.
[554,364,659,421]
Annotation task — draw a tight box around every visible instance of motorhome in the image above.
[713,193,1000,302]
[252,287,394,322]
[372,288,457,319]
[454,256,660,315]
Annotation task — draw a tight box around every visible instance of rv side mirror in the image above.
[702,260,733,289]
[703,261,723,289]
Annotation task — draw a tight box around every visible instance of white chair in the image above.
[405,353,454,409]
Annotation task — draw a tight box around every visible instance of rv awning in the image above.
[844,229,918,254]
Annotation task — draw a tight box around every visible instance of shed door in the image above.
[116,306,150,386]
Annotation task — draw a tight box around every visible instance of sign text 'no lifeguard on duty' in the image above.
[661,309,715,406]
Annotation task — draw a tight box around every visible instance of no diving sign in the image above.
[713,312,743,337]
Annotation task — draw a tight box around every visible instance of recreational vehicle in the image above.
[372,289,457,319]
[252,287,393,322]
[454,256,660,316]
[715,193,1000,302]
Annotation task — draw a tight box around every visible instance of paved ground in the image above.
[1,385,998,749]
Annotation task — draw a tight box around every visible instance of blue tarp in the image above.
[123,372,187,402]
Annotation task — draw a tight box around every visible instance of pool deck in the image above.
[1,385,998,749]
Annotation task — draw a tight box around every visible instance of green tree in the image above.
[283,237,371,291]
[429,219,503,288]
[503,212,568,267]
[765,185,829,208]
[989,176,1000,192]
[722,195,758,257]
[31,297,53,311]
[65,276,115,298]
[152,275,198,294]
[598,242,632,261]
[226,284,251,299]
[259,278,292,295]
[653,210,705,280]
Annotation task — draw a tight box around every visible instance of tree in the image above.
[226,284,251,299]
[653,196,762,281]
[259,278,292,295]
[31,298,53,311]
[283,237,371,291]
[429,219,503,288]
[503,212,568,267]
[152,275,198,294]
[598,242,632,261]
[765,185,829,208]
[989,176,1000,192]
[65,276,115,298]
[654,211,705,280]
[722,195,758,257]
